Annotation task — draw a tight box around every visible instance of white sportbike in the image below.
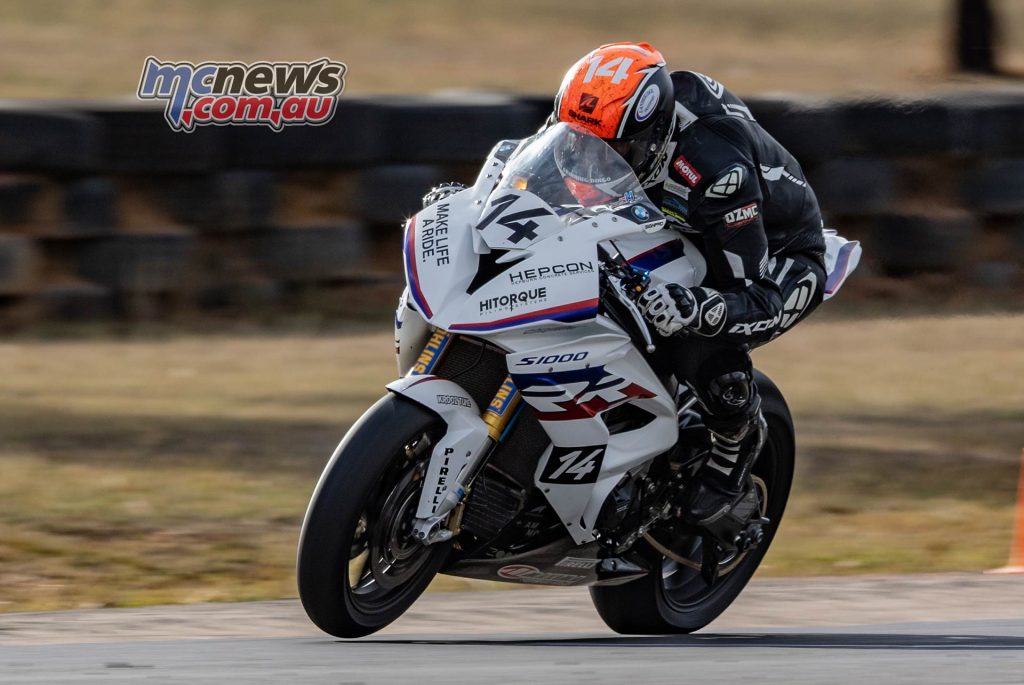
[297,123,857,638]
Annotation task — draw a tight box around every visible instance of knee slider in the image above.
[709,371,754,411]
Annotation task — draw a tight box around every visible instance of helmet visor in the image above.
[606,116,666,181]
[553,124,637,204]
[490,122,661,224]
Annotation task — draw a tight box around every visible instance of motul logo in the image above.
[673,155,701,187]
[723,202,759,228]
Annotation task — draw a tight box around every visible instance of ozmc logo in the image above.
[137,57,346,132]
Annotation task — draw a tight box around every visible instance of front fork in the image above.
[404,331,521,544]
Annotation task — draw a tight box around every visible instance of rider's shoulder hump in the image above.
[670,71,752,120]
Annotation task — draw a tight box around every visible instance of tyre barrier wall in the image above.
[0,92,1021,324]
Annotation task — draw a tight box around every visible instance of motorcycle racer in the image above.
[549,42,828,549]
[421,41,838,552]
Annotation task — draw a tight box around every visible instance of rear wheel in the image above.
[297,394,450,638]
[589,371,794,634]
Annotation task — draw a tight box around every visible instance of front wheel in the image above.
[297,394,450,638]
[589,371,795,634]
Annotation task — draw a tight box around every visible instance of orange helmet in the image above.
[553,42,676,186]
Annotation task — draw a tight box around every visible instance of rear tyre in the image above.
[589,371,794,634]
[297,394,450,638]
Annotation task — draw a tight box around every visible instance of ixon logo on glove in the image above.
[137,57,346,132]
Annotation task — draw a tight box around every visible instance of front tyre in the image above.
[589,371,794,634]
[297,394,450,638]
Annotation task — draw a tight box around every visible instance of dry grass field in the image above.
[1,1,1023,99]
[1,313,1022,612]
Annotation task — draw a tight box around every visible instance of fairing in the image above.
[394,124,707,546]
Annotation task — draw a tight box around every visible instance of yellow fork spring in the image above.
[409,332,520,442]
[482,375,521,442]
[407,329,452,376]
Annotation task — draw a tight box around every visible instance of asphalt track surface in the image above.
[3,573,1023,684]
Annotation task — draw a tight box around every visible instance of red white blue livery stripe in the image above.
[449,298,599,332]
[403,216,434,318]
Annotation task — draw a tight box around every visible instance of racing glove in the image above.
[638,284,728,338]
[422,182,467,208]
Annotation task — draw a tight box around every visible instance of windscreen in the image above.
[494,122,659,223]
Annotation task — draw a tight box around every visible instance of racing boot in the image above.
[683,402,767,550]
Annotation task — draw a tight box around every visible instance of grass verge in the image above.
[1,1,1023,98]
[1,313,1021,611]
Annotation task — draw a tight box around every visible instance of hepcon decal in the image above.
[475,193,554,244]
[723,202,759,228]
[635,84,660,121]
[512,365,656,421]
[508,261,595,285]
[539,446,606,484]
[673,155,702,187]
[706,166,746,199]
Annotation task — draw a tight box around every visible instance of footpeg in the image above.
[692,487,760,549]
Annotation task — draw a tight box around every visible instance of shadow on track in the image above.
[358,634,1024,651]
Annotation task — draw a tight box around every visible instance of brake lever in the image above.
[599,243,656,353]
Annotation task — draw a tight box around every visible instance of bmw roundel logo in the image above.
[631,204,650,221]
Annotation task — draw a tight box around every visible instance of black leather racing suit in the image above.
[649,70,826,345]
[646,71,827,484]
